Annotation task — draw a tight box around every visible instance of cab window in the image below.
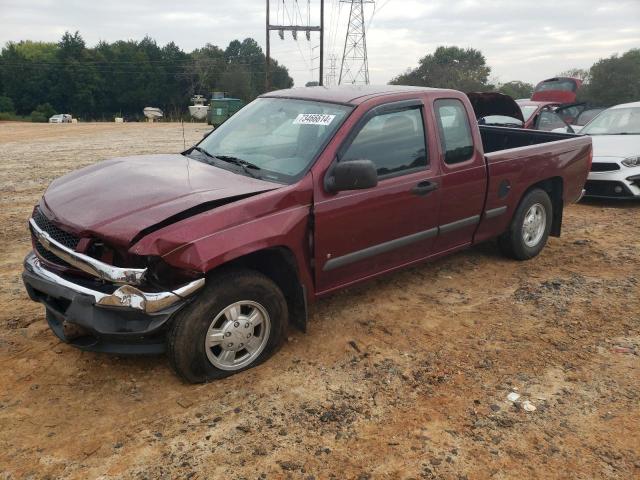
[342,107,428,177]
[434,99,474,164]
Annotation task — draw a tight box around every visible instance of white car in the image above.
[580,101,640,199]
[48,114,72,123]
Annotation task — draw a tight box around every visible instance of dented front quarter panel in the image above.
[130,175,315,295]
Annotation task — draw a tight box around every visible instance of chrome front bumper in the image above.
[25,252,204,314]
[29,217,147,285]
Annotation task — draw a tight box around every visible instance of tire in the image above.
[498,188,553,261]
[167,268,288,383]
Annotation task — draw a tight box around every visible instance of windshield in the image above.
[574,108,604,126]
[520,106,538,122]
[535,79,577,93]
[581,107,640,135]
[195,97,352,183]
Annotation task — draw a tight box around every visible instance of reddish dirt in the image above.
[0,122,638,479]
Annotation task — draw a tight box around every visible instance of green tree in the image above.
[0,33,294,120]
[30,102,55,122]
[52,31,102,118]
[0,96,14,112]
[0,40,58,115]
[582,49,640,106]
[219,64,252,101]
[390,46,492,92]
[190,43,226,95]
[557,68,590,83]
[498,81,534,99]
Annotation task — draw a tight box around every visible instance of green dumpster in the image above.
[207,98,244,127]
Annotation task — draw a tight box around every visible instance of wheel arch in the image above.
[521,176,564,237]
[206,246,308,332]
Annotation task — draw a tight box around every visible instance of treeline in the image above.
[0,31,293,121]
[390,46,640,107]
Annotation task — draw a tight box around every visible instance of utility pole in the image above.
[266,0,271,91]
[339,0,373,85]
[266,0,325,90]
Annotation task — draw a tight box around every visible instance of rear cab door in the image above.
[312,94,442,294]
[430,94,488,253]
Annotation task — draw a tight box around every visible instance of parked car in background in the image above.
[516,100,575,132]
[531,77,583,104]
[570,107,606,133]
[581,101,640,199]
[22,85,592,382]
[48,114,72,123]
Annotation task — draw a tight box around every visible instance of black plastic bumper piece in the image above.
[22,262,185,355]
[584,180,637,199]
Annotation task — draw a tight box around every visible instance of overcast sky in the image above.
[1,0,639,87]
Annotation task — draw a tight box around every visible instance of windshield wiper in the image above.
[213,155,262,178]
[189,146,216,161]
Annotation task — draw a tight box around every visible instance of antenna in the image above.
[338,0,373,85]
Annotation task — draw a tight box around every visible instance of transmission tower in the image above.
[338,0,373,85]
[325,54,338,86]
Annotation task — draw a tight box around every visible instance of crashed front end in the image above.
[22,207,204,354]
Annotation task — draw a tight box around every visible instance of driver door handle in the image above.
[411,180,439,196]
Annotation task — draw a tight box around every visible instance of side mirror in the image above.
[202,129,214,138]
[325,159,378,192]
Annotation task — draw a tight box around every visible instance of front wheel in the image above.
[498,188,553,260]
[167,268,288,383]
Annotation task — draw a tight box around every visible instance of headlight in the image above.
[621,156,640,167]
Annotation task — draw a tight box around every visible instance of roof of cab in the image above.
[261,84,450,105]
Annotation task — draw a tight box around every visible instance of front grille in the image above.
[584,180,633,198]
[34,237,72,267]
[31,207,80,267]
[32,208,80,249]
[590,162,620,172]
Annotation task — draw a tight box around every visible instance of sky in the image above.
[1,0,639,87]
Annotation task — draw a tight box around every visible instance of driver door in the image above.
[313,100,441,293]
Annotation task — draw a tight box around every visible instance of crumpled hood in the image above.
[41,154,281,247]
[591,135,640,159]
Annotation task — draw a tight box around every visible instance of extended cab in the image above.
[22,86,592,382]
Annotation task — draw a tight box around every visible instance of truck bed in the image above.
[479,125,577,154]
[472,127,592,245]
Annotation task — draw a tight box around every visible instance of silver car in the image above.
[48,114,72,123]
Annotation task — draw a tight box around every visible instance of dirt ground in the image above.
[0,122,638,480]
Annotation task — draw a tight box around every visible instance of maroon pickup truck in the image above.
[22,85,592,382]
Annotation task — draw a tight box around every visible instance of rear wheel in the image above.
[498,188,552,260]
[167,268,288,383]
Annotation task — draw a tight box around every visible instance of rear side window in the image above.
[434,99,474,165]
[342,107,428,177]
